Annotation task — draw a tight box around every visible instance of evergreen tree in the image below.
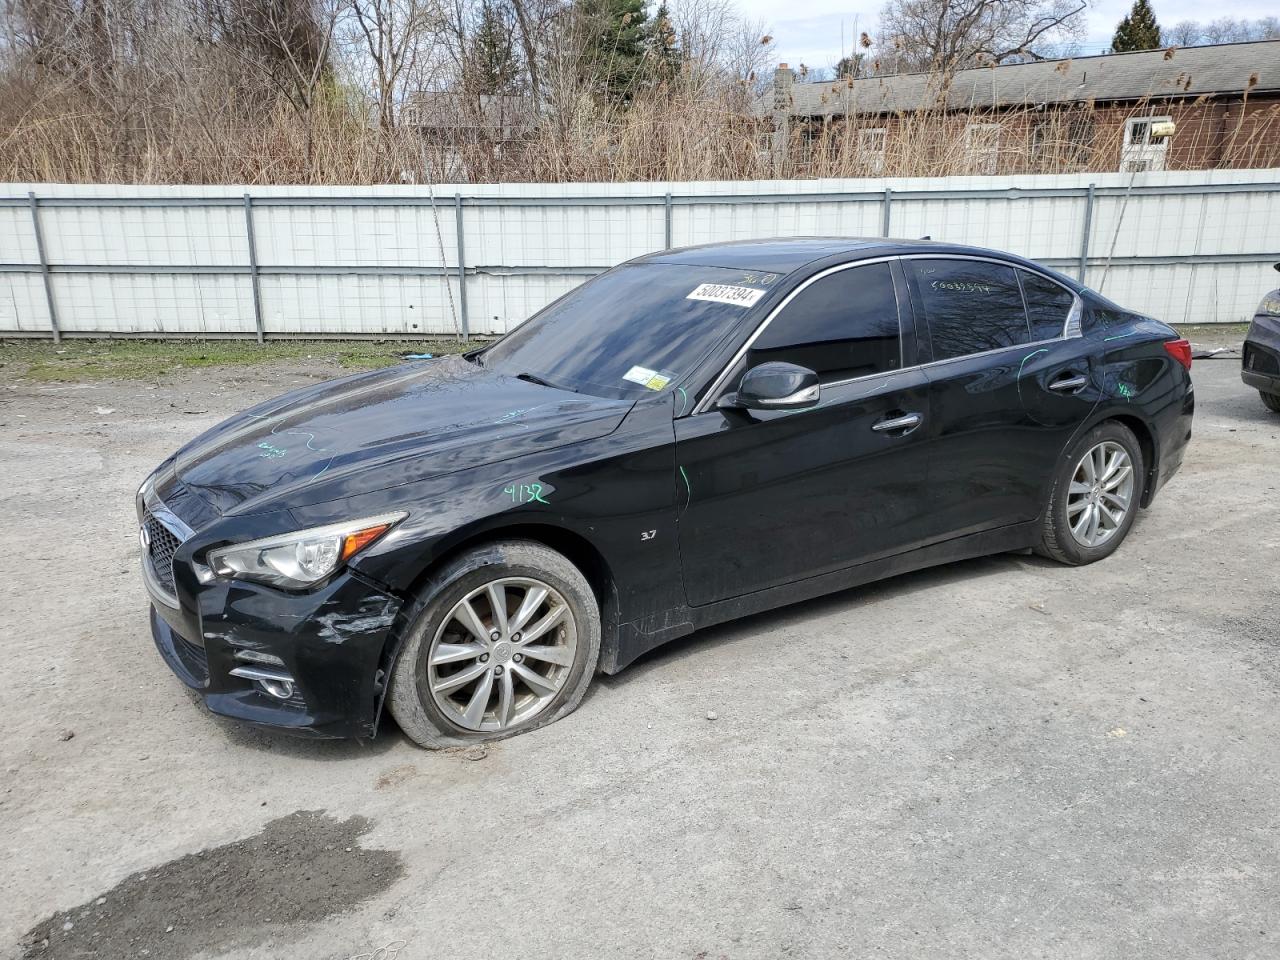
[576,0,652,103]
[1111,0,1162,52]
[834,54,864,78]
[469,0,521,96]
[649,3,681,85]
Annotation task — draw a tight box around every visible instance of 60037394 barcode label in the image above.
[686,283,766,308]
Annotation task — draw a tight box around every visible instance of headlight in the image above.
[207,512,406,589]
[136,476,153,522]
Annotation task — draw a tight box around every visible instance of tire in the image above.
[388,539,600,750]
[1036,421,1145,566]
[1261,390,1280,414]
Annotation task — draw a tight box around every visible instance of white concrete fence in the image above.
[2,169,1278,340]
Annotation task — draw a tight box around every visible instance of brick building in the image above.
[765,40,1280,176]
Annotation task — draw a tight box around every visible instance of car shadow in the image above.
[212,537,1152,756]
[594,550,1031,689]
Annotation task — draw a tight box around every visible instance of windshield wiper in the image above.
[516,372,577,393]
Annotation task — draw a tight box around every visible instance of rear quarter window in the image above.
[1020,271,1076,340]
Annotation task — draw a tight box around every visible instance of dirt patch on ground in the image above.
[20,811,403,960]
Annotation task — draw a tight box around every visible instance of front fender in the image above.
[287,394,683,647]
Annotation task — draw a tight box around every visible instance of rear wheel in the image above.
[1037,421,1144,566]
[1260,390,1280,413]
[388,540,600,749]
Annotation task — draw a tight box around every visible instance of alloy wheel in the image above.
[426,577,577,732]
[1066,440,1135,548]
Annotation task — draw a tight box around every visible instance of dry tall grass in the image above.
[3,51,1277,184]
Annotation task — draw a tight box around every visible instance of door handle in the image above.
[872,412,922,434]
[1048,373,1089,392]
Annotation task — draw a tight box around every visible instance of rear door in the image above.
[903,257,1099,540]
[675,259,933,606]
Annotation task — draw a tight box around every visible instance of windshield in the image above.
[479,263,774,399]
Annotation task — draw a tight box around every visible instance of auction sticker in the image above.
[686,283,766,308]
[623,366,673,391]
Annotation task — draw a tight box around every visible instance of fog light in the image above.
[257,677,295,700]
[229,664,296,700]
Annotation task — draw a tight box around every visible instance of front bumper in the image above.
[1243,314,1280,395]
[149,570,403,739]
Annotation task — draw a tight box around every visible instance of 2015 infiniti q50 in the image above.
[137,238,1195,748]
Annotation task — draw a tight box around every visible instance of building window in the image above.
[1029,112,1094,173]
[1121,115,1172,172]
[963,123,1001,175]
[797,124,822,168]
[858,127,887,174]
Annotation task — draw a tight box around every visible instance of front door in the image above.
[675,260,933,607]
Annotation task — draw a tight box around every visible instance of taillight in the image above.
[1164,338,1192,370]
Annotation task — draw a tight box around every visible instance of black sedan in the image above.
[137,238,1195,748]
[1242,263,1280,413]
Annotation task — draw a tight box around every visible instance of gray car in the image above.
[1243,263,1280,413]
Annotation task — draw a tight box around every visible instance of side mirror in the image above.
[719,362,820,412]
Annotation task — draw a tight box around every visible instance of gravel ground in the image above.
[1,350,1277,960]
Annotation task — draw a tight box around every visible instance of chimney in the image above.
[772,63,795,112]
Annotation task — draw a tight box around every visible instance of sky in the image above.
[726,0,1280,75]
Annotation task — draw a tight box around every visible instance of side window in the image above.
[905,259,1029,361]
[745,262,901,384]
[1020,270,1076,340]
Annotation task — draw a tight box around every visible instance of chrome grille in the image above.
[143,512,182,595]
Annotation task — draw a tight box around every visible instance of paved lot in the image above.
[1,356,1277,960]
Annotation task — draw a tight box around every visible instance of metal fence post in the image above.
[243,193,265,343]
[454,193,469,339]
[881,187,893,237]
[27,191,60,342]
[1077,183,1096,282]
[664,192,673,249]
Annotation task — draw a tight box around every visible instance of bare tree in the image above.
[1165,20,1202,46]
[670,0,774,101]
[344,0,442,133]
[1200,16,1280,44]
[1161,16,1280,47]
[875,0,1088,73]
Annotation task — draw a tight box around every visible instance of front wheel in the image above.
[388,540,600,749]
[1260,390,1280,414]
[1037,421,1145,566]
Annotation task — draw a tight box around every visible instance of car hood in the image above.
[174,355,632,516]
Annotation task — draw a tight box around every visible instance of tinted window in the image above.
[482,264,772,398]
[906,259,1030,361]
[747,262,901,383]
[1020,270,1075,340]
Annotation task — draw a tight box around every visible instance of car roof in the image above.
[635,237,1067,282]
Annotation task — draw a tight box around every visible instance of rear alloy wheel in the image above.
[388,540,600,749]
[1065,440,1135,548]
[1260,390,1280,414]
[1037,422,1144,566]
